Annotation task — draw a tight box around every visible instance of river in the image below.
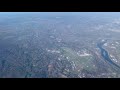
[97,40,120,69]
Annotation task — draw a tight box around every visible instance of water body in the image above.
[97,40,120,69]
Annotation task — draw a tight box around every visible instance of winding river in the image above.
[97,40,120,69]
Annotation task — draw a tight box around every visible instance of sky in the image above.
[0,12,120,18]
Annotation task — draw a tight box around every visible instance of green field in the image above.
[61,47,97,74]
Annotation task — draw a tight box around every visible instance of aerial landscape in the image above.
[0,12,120,78]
